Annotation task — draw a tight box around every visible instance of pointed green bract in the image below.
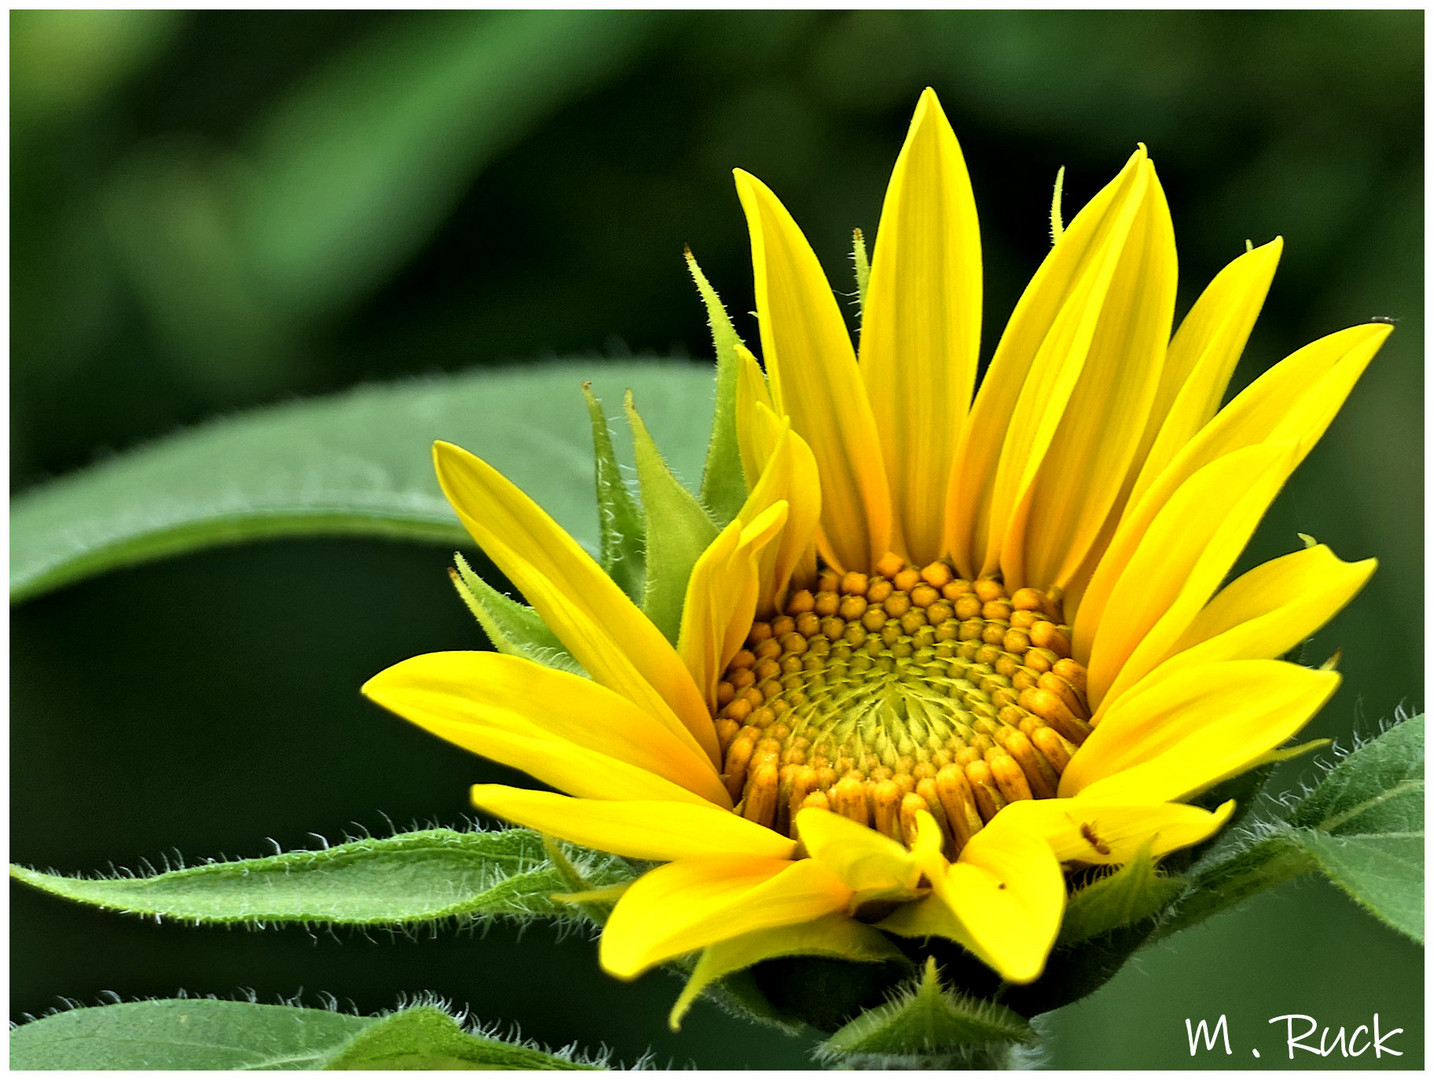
[8,1000,599,1071]
[1058,842,1186,947]
[450,554,583,674]
[851,227,870,312]
[581,382,647,601]
[10,828,632,928]
[1049,165,1066,243]
[625,390,719,643]
[686,249,748,525]
[816,957,1036,1068]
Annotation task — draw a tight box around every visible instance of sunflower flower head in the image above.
[364,88,1386,1032]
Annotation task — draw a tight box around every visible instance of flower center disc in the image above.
[714,557,1093,856]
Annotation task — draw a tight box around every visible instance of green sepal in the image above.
[814,957,1037,1069]
[10,827,633,929]
[8,999,601,1071]
[624,390,719,643]
[449,553,583,674]
[851,227,870,313]
[669,913,907,1032]
[581,382,646,601]
[686,249,748,526]
[1057,841,1187,948]
[1154,833,1318,941]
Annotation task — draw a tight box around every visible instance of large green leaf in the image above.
[10,828,631,928]
[9,1000,599,1070]
[11,360,712,603]
[1285,714,1424,940]
[1160,715,1424,943]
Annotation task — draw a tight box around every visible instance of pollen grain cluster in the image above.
[714,556,1093,856]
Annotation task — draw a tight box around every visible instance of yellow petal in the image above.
[1061,659,1340,802]
[995,797,1234,866]
[1131,238,1283,498]
[469,784,794,861]
[669,914,901,1030]
[433,441,719,766]
[600,856,852,979]
[1084,442,1297,709]
[363,651,727,806]
[733,343,776,485]
[947,148,1149,578]
[1004,159,1176,594]
[678,501,789,710]
[860,88,981,567]
[1163,543,1376,673]
[1076,323,1389,660]
[795,806,924,899]
[879,811,1064,984]
[735,169,892,571]
[741,412,822,614]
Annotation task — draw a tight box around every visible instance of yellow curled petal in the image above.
[1164,544,1376,673]
[363,651,727,806]
[795,806,924,899]
[600,856,852,979]
[994,797,1235,866]
[470,784,795,862]
[735,168,892,571]
[678,501,789,710]
[734,343,775,486]
[1061,659,1340,802]
[861,88,981,567]
[433,441,719,766]
[735,411,822,613]
[880,811,1064,984]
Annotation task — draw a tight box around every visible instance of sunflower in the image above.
[363,89,1386,1024]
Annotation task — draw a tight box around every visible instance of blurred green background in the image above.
[11,9,1422,1069]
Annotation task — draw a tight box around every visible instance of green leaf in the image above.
[685,249,747,525]
[624,390,719,643]
[9,1000,599,1070]
[1286,714,1423,941]
[1294,829,1422,941]
[319,1005,598,1070]
[1158,715,1424,944]
[1058,843,1188,947]
[1286,714,1423,836]
[582,383,646,601]
[12,360,712,604]
[10,828,632,928]
[815,957,1036,1068]
[449,554,583,675]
